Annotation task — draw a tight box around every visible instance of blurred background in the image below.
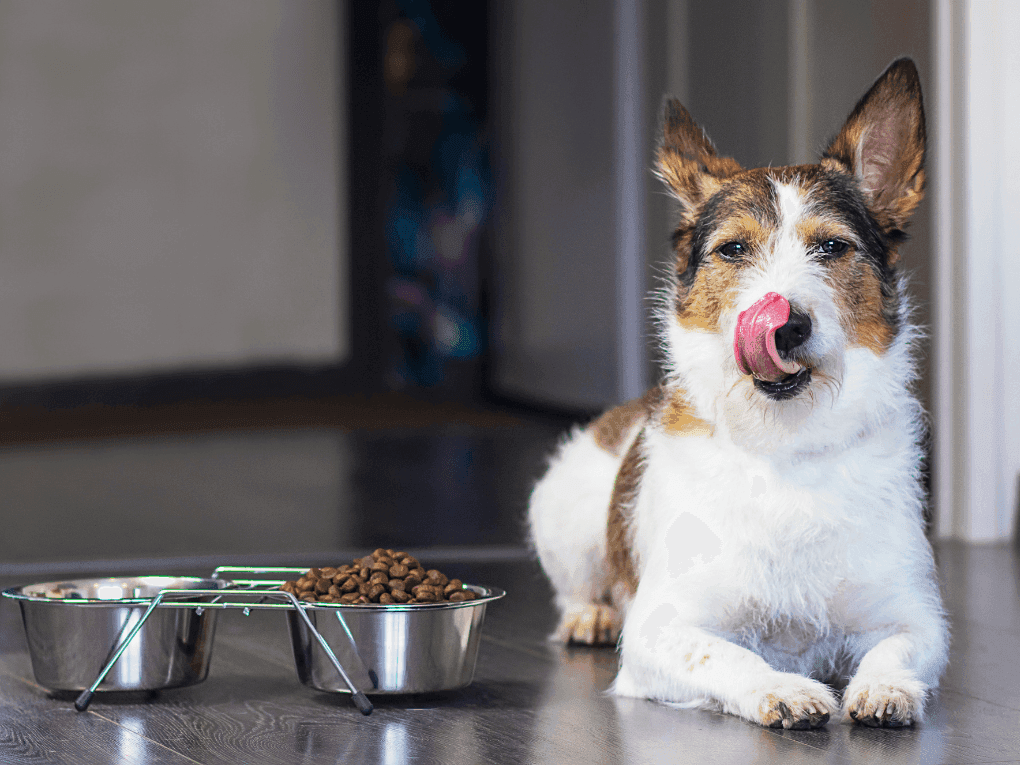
[0,0,1016,573]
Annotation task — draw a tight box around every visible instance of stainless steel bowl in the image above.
[287,584,505,694]
[3,576,229,692]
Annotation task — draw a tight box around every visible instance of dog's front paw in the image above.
[556,603,621,645]
[751,674,837,730]
[843,675,926,727]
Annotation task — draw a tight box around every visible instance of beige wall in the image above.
[933,0,1020,541]
[0,0,346,382]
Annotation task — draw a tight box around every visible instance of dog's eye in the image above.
[717,242,746,260]
[818,239,849,258]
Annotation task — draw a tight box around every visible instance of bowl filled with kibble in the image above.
[279,549,504,694]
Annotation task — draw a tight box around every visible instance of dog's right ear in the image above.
[656,99,742,223]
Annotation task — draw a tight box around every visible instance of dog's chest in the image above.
[635,430,876,623]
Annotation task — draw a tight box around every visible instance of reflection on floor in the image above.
[0,413,561,574]
[1,412,1018,764]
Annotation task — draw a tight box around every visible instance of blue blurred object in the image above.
[383,5,490,390]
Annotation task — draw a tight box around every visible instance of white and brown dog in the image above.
[528,58,948,729]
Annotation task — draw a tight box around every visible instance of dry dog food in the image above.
[280,549,479,605]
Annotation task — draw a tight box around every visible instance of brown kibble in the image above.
[294,553,479,606]
[412,584,441,600]
[425,570,449,587]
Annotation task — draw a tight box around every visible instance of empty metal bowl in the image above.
[287,584,505,694]
[3,576,229,692]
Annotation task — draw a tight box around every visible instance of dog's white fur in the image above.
[529,61,948,729]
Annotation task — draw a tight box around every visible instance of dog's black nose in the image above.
[774,309,812,357]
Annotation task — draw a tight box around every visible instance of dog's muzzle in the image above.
[734,292,813,398]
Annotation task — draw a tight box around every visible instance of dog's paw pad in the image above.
[556,604,621,645]
[755,677,836,730]
[844,681,922,728]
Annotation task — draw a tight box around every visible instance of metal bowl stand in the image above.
[74,567,374,715]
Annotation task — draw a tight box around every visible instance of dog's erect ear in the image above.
[656,99,742,223]
[823,58,926,233]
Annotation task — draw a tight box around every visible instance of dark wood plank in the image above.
[0,669,200,765]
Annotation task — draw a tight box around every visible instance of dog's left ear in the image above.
[822,58,926,233]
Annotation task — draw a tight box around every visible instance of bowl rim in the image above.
[1,578,505,611]
[289,584,506,611]
[1,576,232,605]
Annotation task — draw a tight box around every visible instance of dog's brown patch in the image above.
[676,211,767,332]
[606,430,646,598]
[826,254,895,354]
[590,388,660,455]
[676,262,738,333]
[661,389,713,437]
[794,215,857,251]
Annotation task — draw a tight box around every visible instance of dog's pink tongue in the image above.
[734,292,804,382]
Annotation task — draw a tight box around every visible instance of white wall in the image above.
[0,0,346,382]
[934,0,1020,541]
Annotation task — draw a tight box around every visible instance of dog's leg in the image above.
[529,427,631,646]
[842,621,948,727]
[614,600,837,728]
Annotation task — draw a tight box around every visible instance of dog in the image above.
[528,58,948,729]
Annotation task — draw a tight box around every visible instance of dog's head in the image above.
[656,59,926,450]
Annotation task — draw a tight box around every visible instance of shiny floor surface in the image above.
[1,421,1018,764]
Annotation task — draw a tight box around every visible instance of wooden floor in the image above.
[1,413,1018,764]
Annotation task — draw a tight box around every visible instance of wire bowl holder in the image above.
[3,566,505,716]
